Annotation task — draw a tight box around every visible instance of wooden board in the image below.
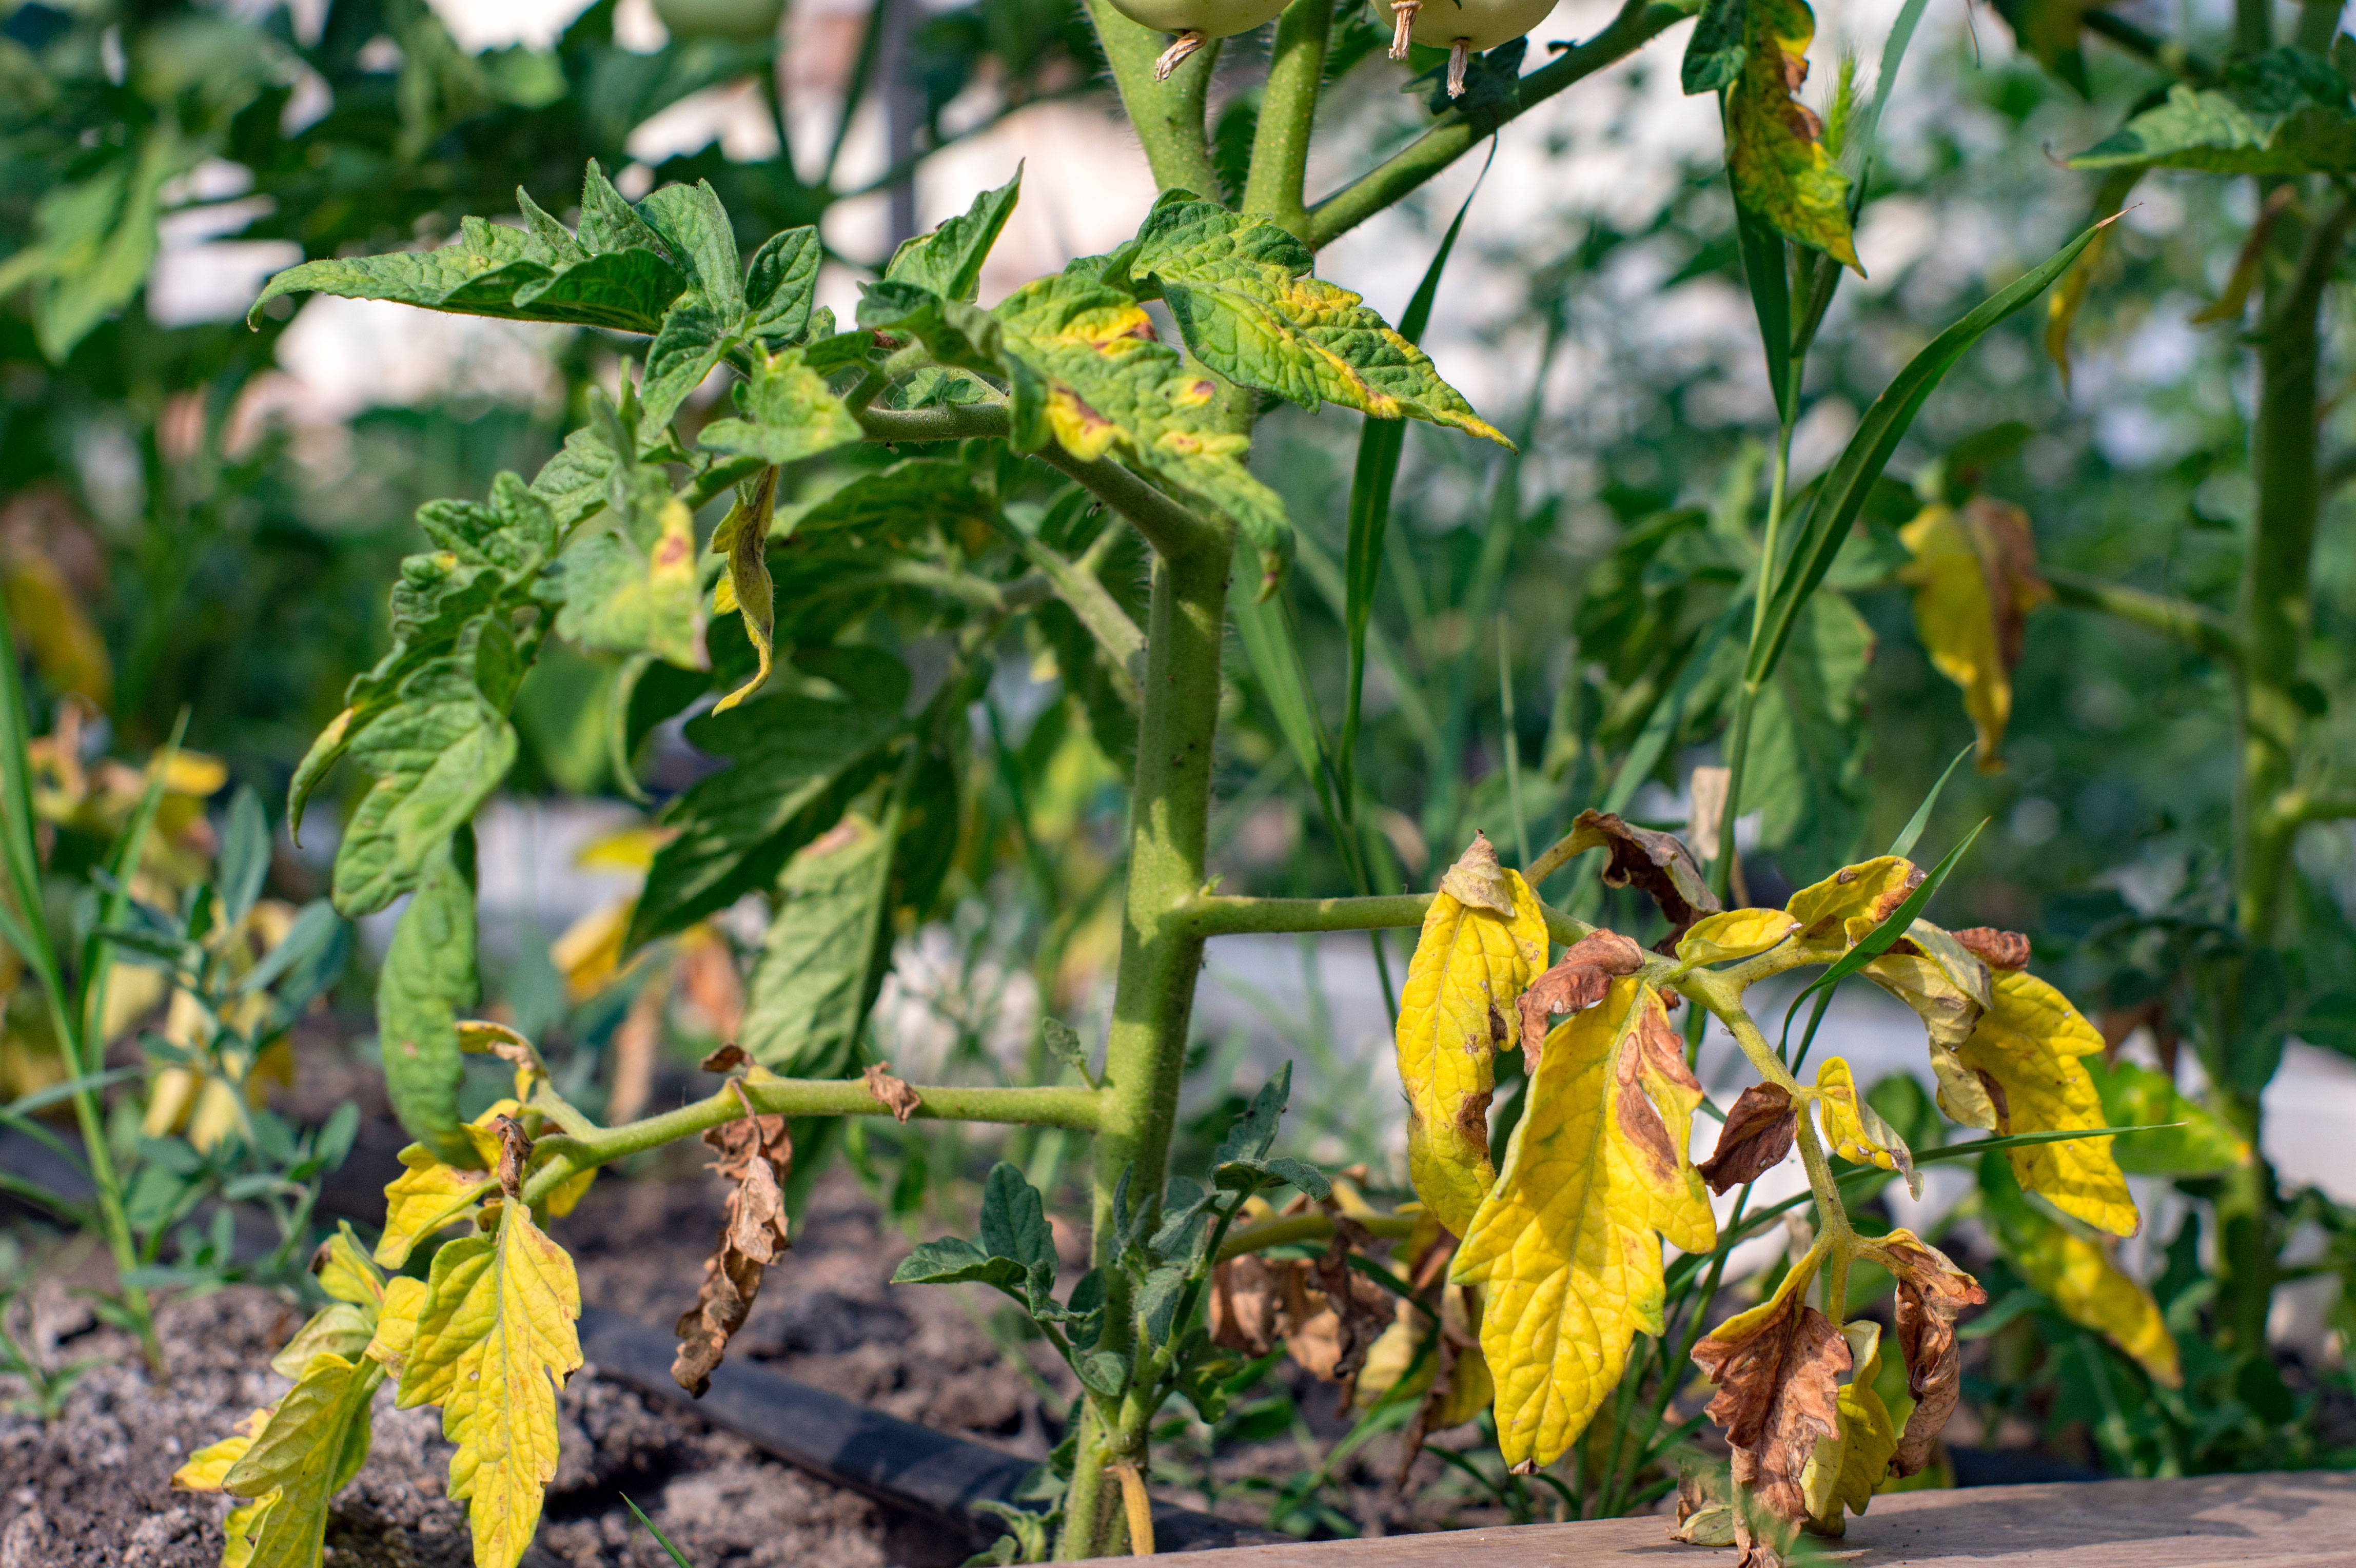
[1104,1472,2356,1564]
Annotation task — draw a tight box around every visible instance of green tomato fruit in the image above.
[1376,0,1556,54]
[653,0,785,42]
[1108,0,1292,38]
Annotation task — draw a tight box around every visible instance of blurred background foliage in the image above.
[5,0,2356,1528]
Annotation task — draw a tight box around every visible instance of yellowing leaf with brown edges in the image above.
[398,1198,583,1568]
[1676,908,1800,967]
[1802,1321,1898,1532]
[1861,920,1997,1125]
[1727,0,1860,270]
[1784,856,1921,942]
[1395,832,1550,1235]
[1815,1057,1919,1198]
[1453,977,1713,1468]
[1961,967,2136,1235]
[1898,499,2051,771]
[1691,1238,1845,1539]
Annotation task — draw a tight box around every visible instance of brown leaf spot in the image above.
[699,1044,750,1073]
[1615,999,1703,1183]
[1452,1089,1494,1163]
[1870,863,1928,924]
[1516,929,1646,1064]
[1693,1290,1850,1528]
[1973,1068,2010,1129]
[488,1113,532,1199]
[864,1063,923,1123]
[1952,927,2032,971]
[1874,1233,1988,1477]
[672,1105,794,1396]
[1696,1084,1797,1194]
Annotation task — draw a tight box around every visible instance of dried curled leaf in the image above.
[1861,1229,1988,1476]
[1395,833,1551,1234]
[1802,1320,1898,1533]
[1727,0,1860,270]
[1208,1252,1290,1356]
[1698,1083,1797,1194]
[1898,497,2051,771]
[1814,1057,1919,1198]
[1454,978,1715,1469]
[1953,926,2031,970]
[1550,810,1721,945]
[1287,1228,1398,1384]
[864,1063,924,1123]
[1515,929,1645,1073]
[674,1103,795,1395]
[1692,1241,1849,1543]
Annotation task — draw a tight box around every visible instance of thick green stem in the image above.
[1064,534,1235,1559]
[1178,890,1594,946]
[1304,0,1697,249]
[2045,569,2243,667]
[1083,0,1219,197]
[1241,0,1334,234]
[1712,403,1794,902]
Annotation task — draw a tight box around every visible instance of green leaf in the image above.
[1736,590,1874,858]
[737,810,898,1075]
[0,129,192,362]
[1734,194,1796,427]
[1129,193,1510,445]
[890,1238,1030,1292]
[376,833,479,1168]
[2070,48,2356,174]
[978,1161,1058,1307]
[1076,1350,1130,1398]
[332,641,519,918]
[1683,0,1746,94]
[218,787,270,930]
[268,1303,377,1379]
[745,226,823,348]
[639,297,739,428]
[696,350,864,467]
[636,179,747,316]
[1215,1062,1293,1167]
[2084,1057,2249,1175]
[221,1351,384,1568]
[621,1497,696,1568]
[1746,214,2113,690]
[1726,0,1858,269]
[781,460,1000,543]
[550,475,708,670]
[885,167,1021,304]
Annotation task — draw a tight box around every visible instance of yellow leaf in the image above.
[1453,977,1714,1468]
[544,1164,597,1219]
[313,1223,385,1308]
[709,471,777,715]
[574,824,671,872]
[4,546,111,707]
[171,1406,274,1491]
[1961,968,2136,1236]
[1815,1057,1920,1198]
[221,1496,277,1568]
[397,1197,584,1568]
[1984,1158,2177,1385]
[269,1302,376,1379]
[1676,907,1800,967]
[376,1144,493,1269]
[459,1097,527,1170]
[1395,833,1550,1236]
[1860,922,1997,1126]
[368,1276,429,1378]
[1803,1320,1898,1531]
[1784,856,1921,942]
[1897,499,2050,772]
[550,895,633,1003]
[220,1351,384,1568]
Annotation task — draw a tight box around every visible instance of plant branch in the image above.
[991,517,1148,707]
[1304,0,1698,250]
[1082,0,1220,197]
[2082,11,2222,85]
[1178,890,1594,946]
[2045,569,2244,666]
[1241,0,1334,235]
[1213,1209,1420,1263]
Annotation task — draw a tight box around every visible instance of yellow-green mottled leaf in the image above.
[1784,855,1921,941]
[313,1223,386,1308]
[220,1351,384,1568]
[1860,921,1996,1126]
[1453,978,1715,1468]
[269,1303,377,1379]
[376,1145,493,1268]
[368,1276,430,1379]
[1676,907,1800,967]
[1727,0,1859,269]
[331,650,519,918]
[552,487,708,671]
[171,1407,273,1492]
[1981,1153,2177,1384]
[398,1199,583,1568]
[1395,834,1550,1236]
[1130,193,1510,447]
[696,350,863,469]
[2070,48,2356,175]
[1962,967,2137,1236]
[1815,1056,1919,1198]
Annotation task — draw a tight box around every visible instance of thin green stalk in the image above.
[1241,0,1333,234]
[1501,620,1530,869]
[1178,890,1594,946]
[1713,410,1794,901]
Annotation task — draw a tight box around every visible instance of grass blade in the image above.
[1888,743,1975,859]
[78,710,187,1062]
[622,1496,696,1568]
[1734,194,1794,427]
[1746,215,2121,690]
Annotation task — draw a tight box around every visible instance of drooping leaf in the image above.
[673,1108,794,1395]
[1815,1056,1919,1197]
[2044,169,2141,394]
[1128,193,1510,445]
[398,1198,584,1568]
[1542,809,1722,943]
[2084,1056,2249,1175]
[1978,1153,2178,1385]
[2071,47,2356,174]
[708,476,778,715]
[738,813,898,1076]
[1691,1239,1848,1542]
[1516,931,1648,1065]
[1802,1320,1898,1531]
[885,168,1022,303]
[1898,497,2051,771]
[1394,833,1552,1234]
[1726,0,1859,270]
[1860,922,1995,1121]
[1453,977,1715,1468]
[1697,1082,1797,1193]
[374,834,480,1167]
[218,1350,384,1568]
[1959,965,2137,1236]
[1860,1227,1987,1473]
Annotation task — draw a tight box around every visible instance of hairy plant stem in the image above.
[1241,0,1334,234]
[1083,0,1220,195]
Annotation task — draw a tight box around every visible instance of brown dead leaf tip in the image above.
[488,1113,532,1199]
[864,1063,922,1123]
[1615,997,1703,1184]
[1696,1083,1797,1194]
[1952,927,2032,971]
[699,1043,750,1073]
[1516,929,1646,1068]
[1693,1288,1850,1531]
[1209,1253,1289,1357]
[1871,863,1928,924]
[1572,809,1722,946]
[673,1106,795,1397]
[1878,1237,1987,1477]
[1438,830,1518,916]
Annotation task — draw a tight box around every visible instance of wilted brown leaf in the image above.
[1671,1459,1738,1547]
[1550,810,1721,946]
[699,1043,749,1073]
[1208,1253,1289,1356]
[673,1099,794,1396]
[1692,1247,1850,1535]
[864,1063,923,1123]
[486,1113,532,1199]
[1288,1227,1396,1384]
[1697,1083,1797,1194]
[1867,1229,1987,1477]
[1953,926,2031,971]
[1515,929,1646,1072]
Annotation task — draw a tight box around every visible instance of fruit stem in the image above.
[1153,29,1207,80]
[1388,1,1419,60]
